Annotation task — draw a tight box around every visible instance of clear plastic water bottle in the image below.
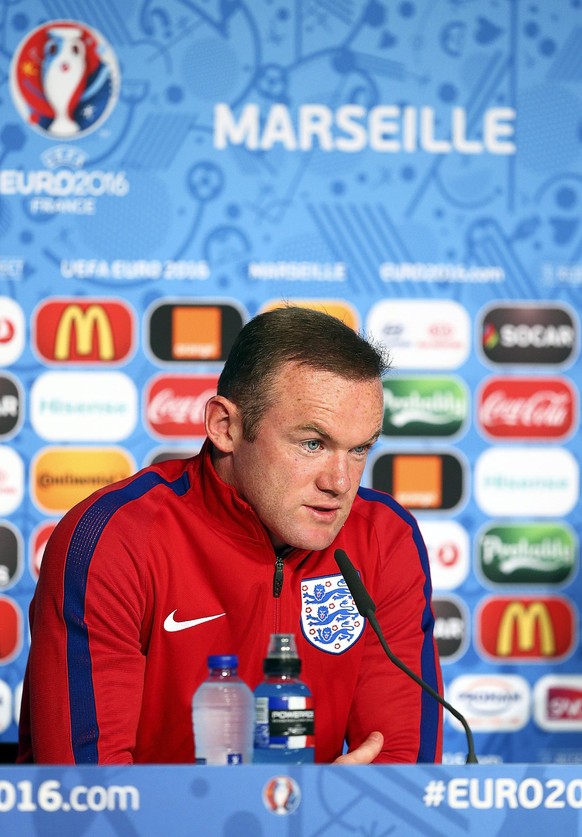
[253,633,315,764]
[192,654,254,765]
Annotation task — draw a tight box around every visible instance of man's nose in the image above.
[316,454,352,494]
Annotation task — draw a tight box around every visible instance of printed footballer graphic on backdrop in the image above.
[301,574,365,654]
[10,20,120,138]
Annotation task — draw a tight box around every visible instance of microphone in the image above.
[334,548,478,764]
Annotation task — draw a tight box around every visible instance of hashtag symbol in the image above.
[423,780,446,807]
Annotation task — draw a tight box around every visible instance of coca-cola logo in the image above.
[477,377,575,440]
[145,375,218,437]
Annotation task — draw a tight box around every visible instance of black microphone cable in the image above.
[334,548,478,764]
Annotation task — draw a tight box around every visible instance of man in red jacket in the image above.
[18,306,442,764]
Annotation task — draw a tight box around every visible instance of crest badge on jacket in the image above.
[300,573,365,654]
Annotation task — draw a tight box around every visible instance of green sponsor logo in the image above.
[478,523,577,584]
[382,376,467,437]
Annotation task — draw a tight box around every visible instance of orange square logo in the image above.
[393,455,442,508]
[172,307,221,360]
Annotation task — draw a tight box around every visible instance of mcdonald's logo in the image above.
[477,596,575,662]
[33,300,135,363]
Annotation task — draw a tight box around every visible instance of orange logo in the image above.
[32,447,134,513]
[260,299,359,330]
[393,454,442,508]
[172,306,222,360]
[34,300,134,363]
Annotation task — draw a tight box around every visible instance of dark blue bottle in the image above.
[253,633,315,764]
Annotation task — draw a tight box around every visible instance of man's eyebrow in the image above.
[298,425,382,446]
[298,423,331,439]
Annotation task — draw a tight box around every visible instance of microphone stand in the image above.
[334,548,478,764]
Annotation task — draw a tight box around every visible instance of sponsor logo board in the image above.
[382,375,468,438]
[145,375,218,437]
[0,298,25,367]
[371,451,465,511]
[0,521,23,590]
[419,520,469,590]
[0,448,24,516]
[433,596,469,662]
[480,303,578,366]
[366,300,470,369]
[0,374,23,439]
[477,376,576,440]
[30,522,57,580]
[31,371,137,441]
[476,596,576,662]
[447,674,530,732]
[144,449,200,466]
[33,299,135,364]
[147,301,245,363]
[475,446,578,516]
[31,447,135,513]
[534,675,582,731]
[477,522,577,585]
[0,597,23,664]
[260,300,359,330]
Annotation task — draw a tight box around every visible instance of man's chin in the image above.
[287,527,340,552]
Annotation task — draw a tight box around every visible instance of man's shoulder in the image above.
[58,455,200,532]
[350,486,421,540]
[354,486,415,520]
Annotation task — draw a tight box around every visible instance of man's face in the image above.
[229,362,384,551]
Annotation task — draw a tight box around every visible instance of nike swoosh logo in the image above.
[163,610,225,633]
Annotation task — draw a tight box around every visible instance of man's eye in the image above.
[352,445,371,456]
[304,440,321,452]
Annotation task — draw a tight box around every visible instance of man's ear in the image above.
[204,395,243,453]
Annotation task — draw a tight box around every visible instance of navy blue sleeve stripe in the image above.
[64,470,190,764]
[357,486,440,763]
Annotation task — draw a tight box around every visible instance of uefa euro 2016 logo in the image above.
[10,20,120,139]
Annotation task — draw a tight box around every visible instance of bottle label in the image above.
[254,696,315,750]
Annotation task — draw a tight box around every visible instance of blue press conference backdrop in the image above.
[0,0,581,764]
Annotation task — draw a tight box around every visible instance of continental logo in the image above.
[477,596,575,662]
[31,447,135,513]
[33,299,135,363]
[477,522,577,585]
[260,300,359,331]
[382,376,467,437]
[147,301,245,363]
[371,451,465,511]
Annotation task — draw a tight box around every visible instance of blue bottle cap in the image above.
[208,654,238,668]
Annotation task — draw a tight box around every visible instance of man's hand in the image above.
[333,731,384,765]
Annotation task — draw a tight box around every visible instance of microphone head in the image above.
[334,549,376,616]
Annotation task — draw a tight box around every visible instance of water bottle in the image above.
[192,654,254,765]
[253,633,315,764]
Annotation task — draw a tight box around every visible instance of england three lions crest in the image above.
[301,573,365,654]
